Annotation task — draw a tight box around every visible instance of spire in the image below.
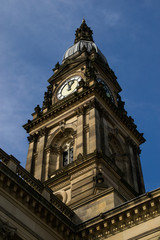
[74,19,94,44]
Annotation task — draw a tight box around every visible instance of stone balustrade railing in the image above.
[0,148,74,219]
[0,148,44,192]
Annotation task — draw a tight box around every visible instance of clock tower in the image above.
[23,20,145,221]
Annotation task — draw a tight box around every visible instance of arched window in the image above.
[108,133,125,172]
[47,128,75,177]
[63,141,73,167]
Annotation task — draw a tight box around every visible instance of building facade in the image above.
[0,20,160,240]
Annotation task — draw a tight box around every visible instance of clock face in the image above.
[97,78,114,103]
[57,76,81,100]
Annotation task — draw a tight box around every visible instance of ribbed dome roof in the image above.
[62,19,108,64]
[63,40,108,64]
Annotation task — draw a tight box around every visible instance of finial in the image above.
[74,20,94,44]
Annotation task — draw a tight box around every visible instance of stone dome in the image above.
[62,19,108,64]
[63,40,108,64]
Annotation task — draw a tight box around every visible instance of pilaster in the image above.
[128,145,139,193]
[89,106,97,153]
[26,134,38,174]
[134,149,145,193]
[76,107,84,157]
[35,128,48,181]
[103,115,110,156]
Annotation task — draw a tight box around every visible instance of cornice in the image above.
[23,86,92,132]
[45,151,138,198]
[0,217,16,239]
[1,147,159,240]
[48,56,88,84]
[23,83,145,144]
[0,149,74,222]
[49,50,119,95]
[27,127,49,143]
[93,96,145,144]
[46,152,97,184]
[76,189,160,239]
[0,162,77,239]
[94,56,121,92]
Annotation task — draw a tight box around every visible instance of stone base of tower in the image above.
[46,152,138,215]
[71,187,125,223]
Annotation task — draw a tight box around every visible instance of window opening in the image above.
[63,151,68,166]
[63,142,73,166]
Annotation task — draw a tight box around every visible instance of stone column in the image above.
[103,114,110,156]
[95,108,101,152]
[45,146,61,180]
[72,131,77,160]
[25,134,37,173]
[135,148,145,193]
[76,107,84,157]
[128,145,139,192]
[124,137,135,187]
[89,107,97,153]
[45,147,51,180]
[35,128,48,181]
[84,123,89,155]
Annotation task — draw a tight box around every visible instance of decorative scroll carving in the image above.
[39,127,48,137]
[28,127,49,142]
[59,120,66,132]
[27,133,38,143]
[45,145,59,154]
[75,107,84,116]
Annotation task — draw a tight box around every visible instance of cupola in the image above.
[63,19,108,64]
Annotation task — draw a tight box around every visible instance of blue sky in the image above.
[0,0,160,192]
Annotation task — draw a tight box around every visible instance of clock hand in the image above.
[67,80,74,91]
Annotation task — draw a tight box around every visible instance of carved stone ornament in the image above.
[74,18,94,44]
[88,99,96,109]
[76,107,84,116]
[52,61,60,72]
[39,127,48,137]
[95,170,104,184]
[42,85,52,109]
[0,218,16,240]
[117,93,125,111]
[77,153,84,161]
[45,145,59,154]
[85,62,97,80]
[34,104,41,115]
[27,127,48,142]
[27,133,38,143]
[59,120,66,132]
[108,127,119,136]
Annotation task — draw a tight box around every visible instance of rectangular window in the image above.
[63,151,68,166]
